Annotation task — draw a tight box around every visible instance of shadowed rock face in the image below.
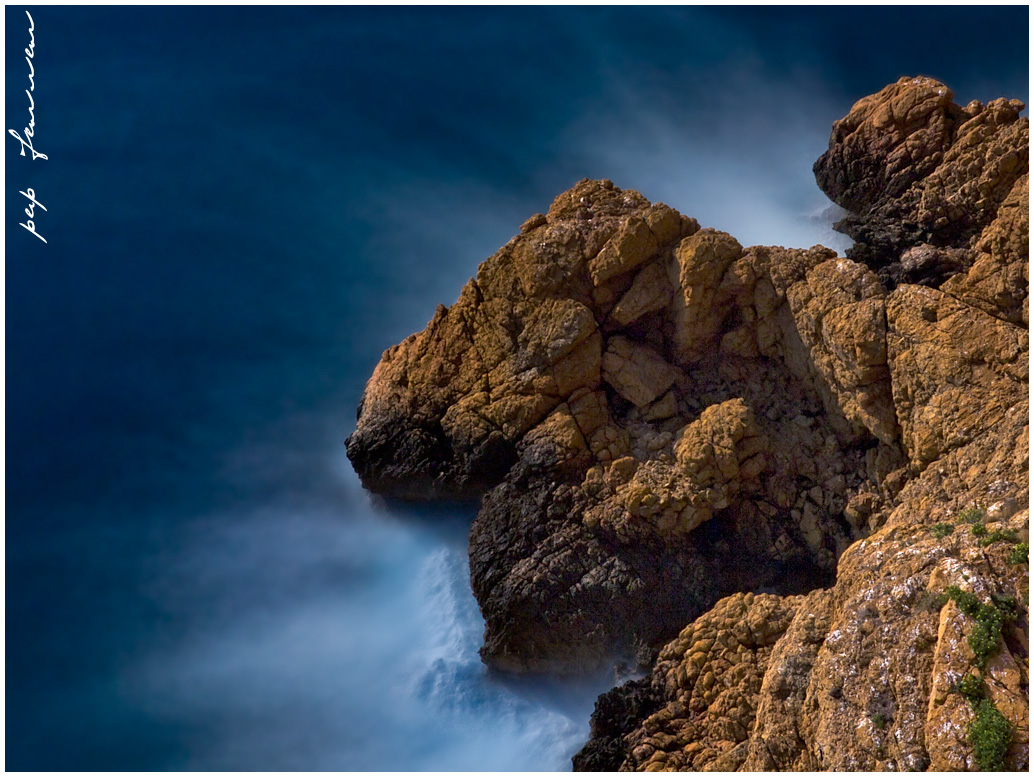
[347,77,1028,770]
[572,676,664,772]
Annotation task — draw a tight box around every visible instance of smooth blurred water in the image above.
[6,6,1027,770]
[124,478,609,770]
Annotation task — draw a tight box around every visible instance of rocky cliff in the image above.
[346,76,1028,770]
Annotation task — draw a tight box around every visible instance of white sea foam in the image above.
[125,454,607,770]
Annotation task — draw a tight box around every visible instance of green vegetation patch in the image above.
[967,604,1004,668]
[944,586,1018,669]
[954,673,985,703]
[1008,542,1028,565]
[990,593,1018,621]
[941,583,1021,769]
[969,698,1013,771]
[979,529,1019,547]
[930,522,954,539]
[971,521,988,538]
[958,507,987,524]
[946,585,980,616]
[870,711,888,730]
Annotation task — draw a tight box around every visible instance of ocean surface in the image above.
[6,6,1028,770]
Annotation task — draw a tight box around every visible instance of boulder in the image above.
[814,76,1028,282]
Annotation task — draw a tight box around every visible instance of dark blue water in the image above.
[6,6,1028,770]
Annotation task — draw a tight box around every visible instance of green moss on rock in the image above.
[969,698,1013,771]
[1008,542,1028,564]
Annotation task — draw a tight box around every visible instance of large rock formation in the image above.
[814,75,1028,291]
[346,76,1028,769]
[349,181,884,671]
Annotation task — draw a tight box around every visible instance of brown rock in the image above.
[609,261,673,328]
[590,215,660,286]
[886,283,1027,466]
[783,257,898,444]
[941,174,1029,324]
[814,76,1029,280]
[668,229,744,366]
[609,593,803,771]
[602,336,679,408]
[346,78,1028,770]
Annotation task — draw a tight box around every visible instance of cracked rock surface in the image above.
[814,75,1028,287]
[346,77,1028,769]
[348,177,876,671]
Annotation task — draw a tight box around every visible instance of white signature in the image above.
[9,11,46,161]
[9,10,48,243]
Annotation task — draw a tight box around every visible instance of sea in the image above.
[5,6,1027,771]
